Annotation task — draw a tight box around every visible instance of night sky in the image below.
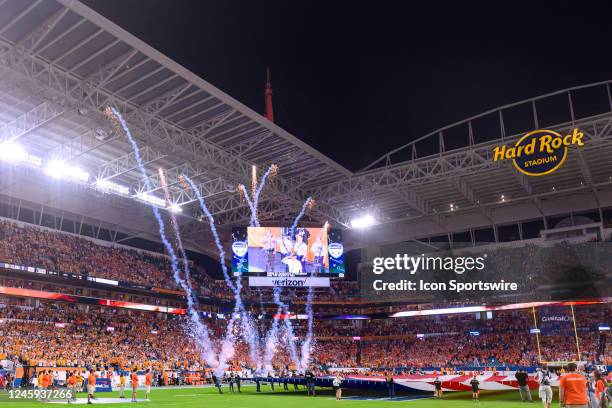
[83,0,612,171]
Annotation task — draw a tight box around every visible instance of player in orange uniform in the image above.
[67,371,78,403]
[130,370,139,402]
[87,369,96,405]
[36,370,47,401]
[145,369,152,401]
[43,370,53,401]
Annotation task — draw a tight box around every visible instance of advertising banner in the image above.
[248,276,330,287]
[95,378,112,392]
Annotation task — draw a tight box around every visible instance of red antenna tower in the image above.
[264,67,274,122]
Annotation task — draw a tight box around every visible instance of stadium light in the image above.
[44,160,89,182]
[0,142,25,163]
[0,142,42,166]
[169,204,183,213]
[599,325,610,332]
[351,214,375,229]
[93,179,130,196]
[135,192,166,207]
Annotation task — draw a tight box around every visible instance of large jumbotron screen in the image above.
[231,226,345,277]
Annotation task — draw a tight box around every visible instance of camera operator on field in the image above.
[536,363,553,408]
[515,368,533,402]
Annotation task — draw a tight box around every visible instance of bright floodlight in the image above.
[94,179,130,196]
[135,192,166,207]
[169,204,182,214]
[351,214,375,229]
[0,142,25,163]
[44,161,89,182]
[0,142,41,166]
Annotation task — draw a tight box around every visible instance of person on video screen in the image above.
[279,232,292,272]
[310,235,326,274]
[281,250,303,274]
[262,229,277,273]
[294,233,308,271]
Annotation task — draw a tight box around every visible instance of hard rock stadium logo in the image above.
[493,128,584,176]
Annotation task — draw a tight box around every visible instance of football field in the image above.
[0,386,548,408]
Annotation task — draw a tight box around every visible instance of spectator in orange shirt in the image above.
[559,363,588,408]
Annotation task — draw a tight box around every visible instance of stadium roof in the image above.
[0,0,610,255]
[0,0,351,254]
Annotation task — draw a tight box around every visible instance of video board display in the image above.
[231,226,345,277]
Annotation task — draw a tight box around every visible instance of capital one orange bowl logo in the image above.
[493,128,584,176]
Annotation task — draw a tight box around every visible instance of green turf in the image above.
[0,386,552,408]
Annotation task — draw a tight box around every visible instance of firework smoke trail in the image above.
[251,165,257,222]
[105,107,217,366]
[180,175,235,291]
[262,289,283,372]
[181,175,261,372]
[299,220,328,370]
[236,186,314,369]
[158,168,197,303]
[251,164,278,227]
[289,197,314,239]
[238,184,258,226]
[273,290,300,366]
[299,285,316,370]
[248,166,274,365]
[263,288,299,369]
[266,196,314,369]
[258,289,266,317]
